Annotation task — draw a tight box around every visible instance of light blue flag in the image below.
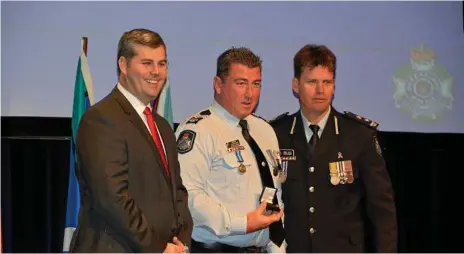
[63,38,95,252]
[155,78,174,128]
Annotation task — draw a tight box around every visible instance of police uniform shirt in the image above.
[175,100,284,250]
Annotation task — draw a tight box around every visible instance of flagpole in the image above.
[82,37,88,56]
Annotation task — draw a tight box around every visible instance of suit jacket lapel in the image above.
[111,87,167,181]
[154,114,179,226]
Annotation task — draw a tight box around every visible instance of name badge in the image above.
[280,149,296,161]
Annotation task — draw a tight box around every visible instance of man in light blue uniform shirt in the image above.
[175,47,286,253]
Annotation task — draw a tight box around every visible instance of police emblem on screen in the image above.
[392,44,454,121]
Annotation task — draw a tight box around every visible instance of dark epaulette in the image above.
[269,112,289,124]
[342,111,379,129]
[252,112,269,123]
[186,109,211,124]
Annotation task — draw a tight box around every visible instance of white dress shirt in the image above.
[117,83,167,158]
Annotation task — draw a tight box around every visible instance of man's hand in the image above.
[164,237,186,253]
[246,201,283,233]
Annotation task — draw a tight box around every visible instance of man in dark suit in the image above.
[70,28,193,253]
[270,44,397,253]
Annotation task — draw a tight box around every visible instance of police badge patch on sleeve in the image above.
[177,130,196,154]
[373,135,383,156]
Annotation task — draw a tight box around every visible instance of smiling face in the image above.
[214,63,262,119]
[118,44,167,105]
[293,65,335,119]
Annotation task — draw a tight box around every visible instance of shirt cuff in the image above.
[229,215,247,235]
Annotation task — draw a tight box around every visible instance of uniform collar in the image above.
[300,106,331,140]
[211,100,250,129]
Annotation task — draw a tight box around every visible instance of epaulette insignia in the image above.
[252,112,269,122]
[186,110,211,124]
[269,112,289,124]
[199,110,211,116]
[343,111,379,129]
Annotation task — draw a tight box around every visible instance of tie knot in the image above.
[309,124,320,135]
[143,107,152,116]
[239,120,248,131]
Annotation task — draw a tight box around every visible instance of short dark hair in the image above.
[216,47,262,80]
[293,44,337,79]
[117,28,166,76]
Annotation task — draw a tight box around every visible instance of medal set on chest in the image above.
[225,140,248,174]
[266,149,287,183]
[328,152,354,185]
[225,139,286,182]
[328,116,355,185]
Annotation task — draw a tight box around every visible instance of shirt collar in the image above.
[300,106,331,140]
[211,100,250,129]
[117,82,152,116]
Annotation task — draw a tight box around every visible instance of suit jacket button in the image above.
[309,167,315,172]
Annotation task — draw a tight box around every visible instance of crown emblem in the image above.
[411,44,435,61]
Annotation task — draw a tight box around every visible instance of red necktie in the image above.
[143,107,170,179]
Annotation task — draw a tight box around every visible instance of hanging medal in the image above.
[235,150,246,174]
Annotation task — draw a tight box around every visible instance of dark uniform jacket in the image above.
[270,107,397,253]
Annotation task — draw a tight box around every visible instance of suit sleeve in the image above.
[76,110,166,253]
[360,130,398,252]
[176,124,248,237]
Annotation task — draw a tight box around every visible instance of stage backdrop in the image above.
[2,1,463,133]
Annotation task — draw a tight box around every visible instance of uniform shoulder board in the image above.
[343,111,379,129]
[252,112,269,123]
[199,109,211,116]
[186,110,211,124]
[269,112,289,124]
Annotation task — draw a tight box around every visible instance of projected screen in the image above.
[2,1,463,133]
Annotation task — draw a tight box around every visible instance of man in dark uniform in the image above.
[270,44,397,253]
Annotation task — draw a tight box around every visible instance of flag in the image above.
[62,38,95,252]
[154,78,174,128]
